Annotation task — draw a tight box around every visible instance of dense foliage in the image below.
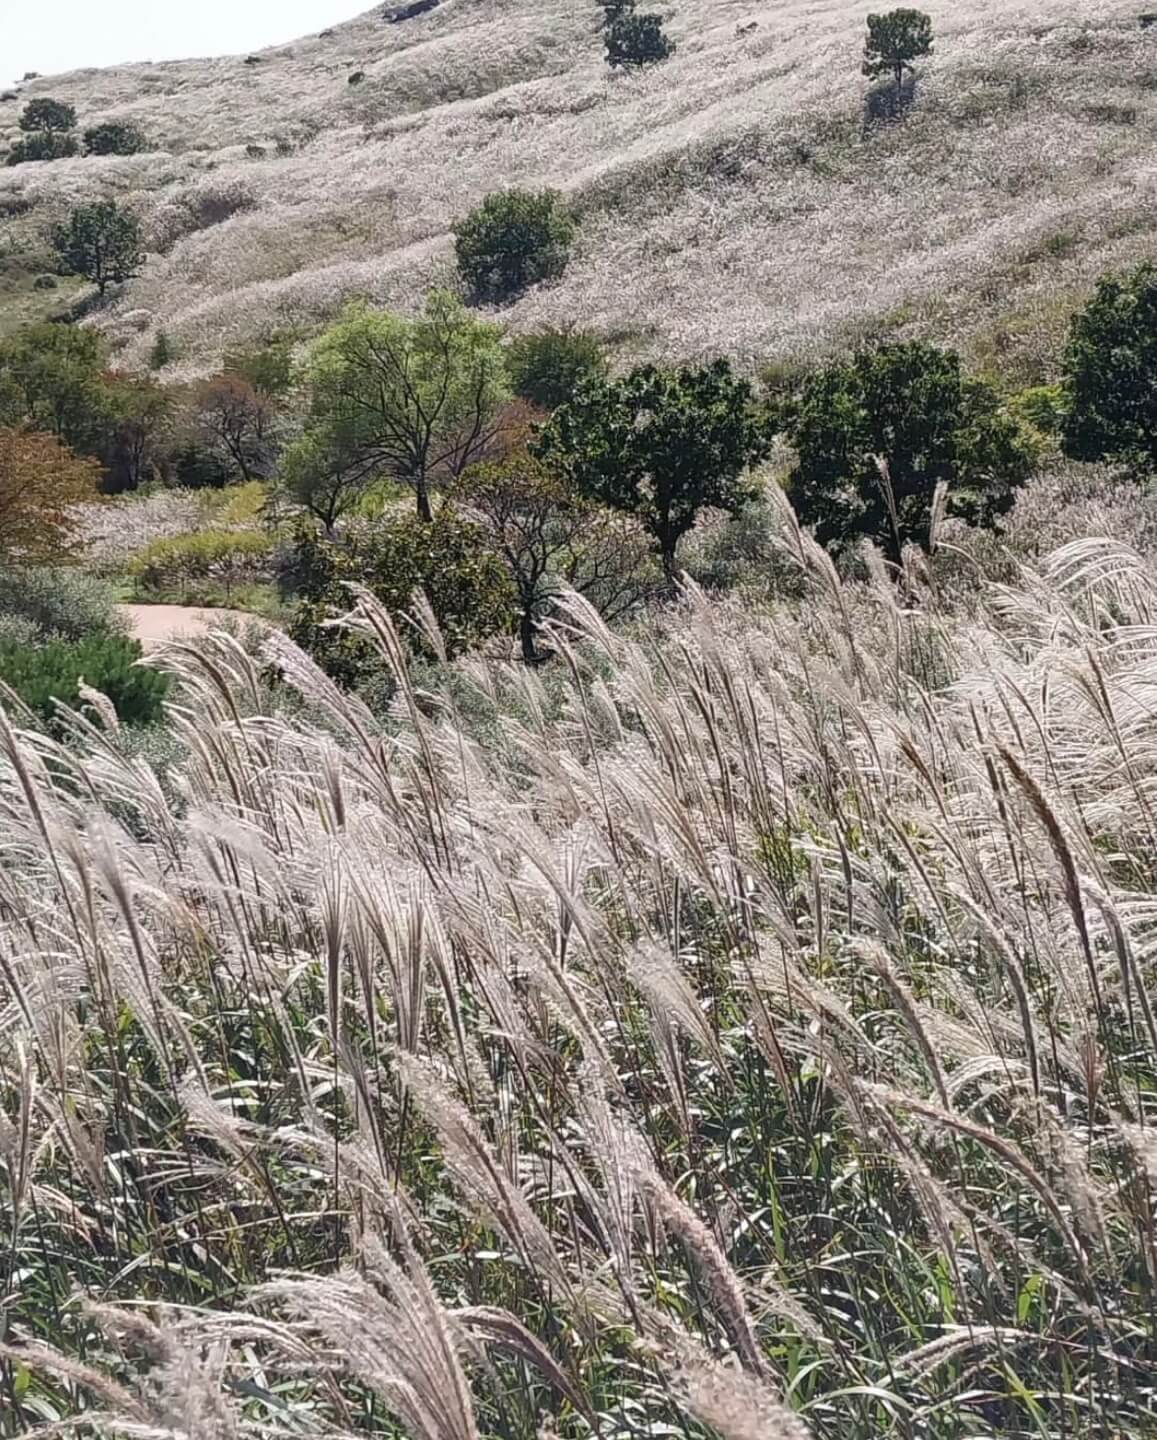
[1063,260,1157,471]
[454,188,577,303]
[506,327,608,411]
[288,508,516,685]
[83,120,148,155]
[862,8,933,95]
[0,629,168,730]
[538,358,768,577]
[786,341,1034,564]
[604,6,675,67]
[51,200,145,296]
[0,426,103,564]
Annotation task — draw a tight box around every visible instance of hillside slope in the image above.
[0,0,1152,381]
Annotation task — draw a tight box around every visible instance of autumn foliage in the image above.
[0,427,103,565]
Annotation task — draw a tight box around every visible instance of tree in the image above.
[0,427,103,565]
[604,10,675,68]
[457,451,595,662]
[454,189,577,303]
[536,359,768,580]
[19,98,76,134]
[1062,262,1157,471]
[785,341,1034,565]
[297,291,510,522]
[83,121,148,156]
[862,9,933,98]
[5,133,79,165]
[281,428,374,534]
[51,201,144,297]
[506,328,607,411]
[288,509,516,687]
[191,374,276,482]
[100,374,173,493]
[0,323,112,458]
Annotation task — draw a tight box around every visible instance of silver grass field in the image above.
[0,484,1155,1436]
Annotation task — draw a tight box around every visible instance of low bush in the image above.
[288,510,515,689]
[506,327,607,410]
[5,132,79,166]
[0,631,168,730]
[131,528,274,604]
[454,189,577,303]
[83,121,148,156]
[0,566,120,641]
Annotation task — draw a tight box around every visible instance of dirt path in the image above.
[118,604,273,652]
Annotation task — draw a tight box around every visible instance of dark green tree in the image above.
[83,121,148,156]
[604,11,675,68]
[51,201,145,296]
[5,132,79,165]
[862,9,933,97]
[785,341,1033,564]
[1062,262,1157,470]
[0,323,112,457]
[18,98,76,133]
[506,328,607,411]
[536,359,768,580]
[454,189,577,303]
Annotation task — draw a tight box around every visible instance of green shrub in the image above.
[506,328,607,410]
[0,566,120,641]
[19,98,76,133]
[604,11,675,68]
[5,132,79,166]
[131,529,274,604]
[454,189,577,303]
[83,121,148,156]
[288,510,515,690]
[0,631,169,730]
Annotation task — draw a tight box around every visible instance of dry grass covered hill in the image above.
[0,0,1153,381]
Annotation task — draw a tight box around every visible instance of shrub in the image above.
[288,510,515,688]
[32,274,57,290]
[5,132,79,165]
[131,528,274,604]
[348,72,366,85]
[18,98,76,133]
[604,11,675,68]
[149,331,175,370]
[862,9,934,97]
[245,143,266,159]
[83,121,148,156]
[0,565,120,641]
[454,189,577,303]
[506,327,607,410]
[0,631,168,731]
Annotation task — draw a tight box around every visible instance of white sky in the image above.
[2,1,367,81]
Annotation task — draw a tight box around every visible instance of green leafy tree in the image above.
[862,9,933,97]
[1062,262,1157,470]
[785,341,1033,564]
[454,189,577,303]
[293,291,510,522]
[100,373,174,493]
[83,121,148,156]
[19,98,76,133]
[51,201,145,297]
[604,10,675,68]
[0,323,112,457]
[506,328,607,411]
[537,359,768,580]
[288,509,515,688]
[281,428,373,534]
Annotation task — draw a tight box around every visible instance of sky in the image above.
[2,0,367,80]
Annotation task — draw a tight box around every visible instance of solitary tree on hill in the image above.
[51,201,144,297]
[604,6,675,68]
[19,98,76,134]
[863,9,933,99]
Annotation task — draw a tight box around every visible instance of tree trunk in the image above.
[519,608,539,665]
[416,476,433,522]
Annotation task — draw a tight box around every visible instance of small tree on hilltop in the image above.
[52,201,144,297]
[863,9,933,98]
[19,98,76,134]
[0,427,103,565]
[536,359,769,581]
[1062,261,1157,471]
[786,341,1034,565]
[605,10,675,68]
[454,189,577,304]
[84,121,148,156]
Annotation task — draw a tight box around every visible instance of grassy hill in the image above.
[0,0,1152,382]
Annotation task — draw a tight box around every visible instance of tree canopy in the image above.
[1062,261,1157,471]
[291,290,510,521]
[454,189,577,303]
[0,427,103,566]
[786,341,1033,564]
[51,201,144,296]
[536,359,768,579]
[863,9,933,94]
